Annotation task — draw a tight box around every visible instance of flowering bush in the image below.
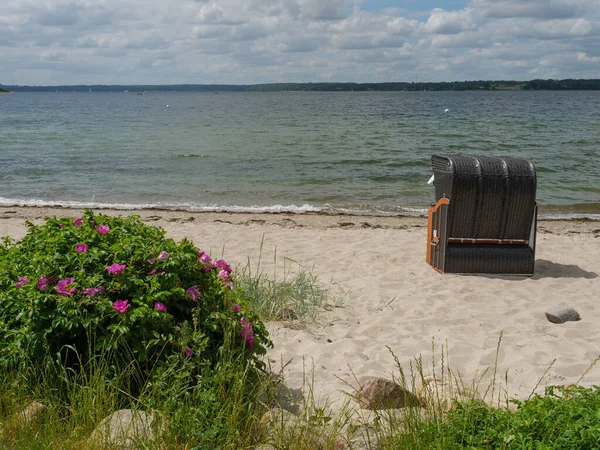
[0,210,270,379]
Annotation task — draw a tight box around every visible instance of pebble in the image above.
[545,306,581,324]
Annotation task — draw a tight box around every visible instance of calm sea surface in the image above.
[1,91,599,218]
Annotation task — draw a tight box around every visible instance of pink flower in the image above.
[240,317,255,349]
[76,244,88,253]
[184,347,194,358]
[213,259,232,273]
[73,218,83,227]
[198,250,211,264]
[149,269,157,276]
[56,278,76,296]
[218,269,230,282]
[232,304,242,313]
[97,225,109,234]
[158,251,169,261]
[83,285,104,296]
[112,299,130,313]
[16,277,30,289]
[147,258,155,265]
[186,285,201,301]
[37,276,48,291]
[59,223,65,228]
[154,301,167,312]
[106,263,126,275]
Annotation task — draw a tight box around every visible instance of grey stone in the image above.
[545,306,581,324]
[352,376,420,410]
[256,372,303,414]
[2,400,44,439]
[89,409,165,449]
[16,401,45,426]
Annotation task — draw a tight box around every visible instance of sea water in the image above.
[1,90,599,218]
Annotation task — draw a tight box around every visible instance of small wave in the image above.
[384,160,428,169]
[540,213,600,220]
[333,159,380,166]
[0,197,425,217]
[202,204,324,214]
[171,154,207,158]
[323,204,428,217]
[0,197,597,220]
[0,197,165,211]
[0,197,322,215]
[369,175,402,183]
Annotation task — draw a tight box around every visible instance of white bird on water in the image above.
[166,105,169,108]
[444,108,449,113]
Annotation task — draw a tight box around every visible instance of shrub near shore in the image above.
[0,210,270,386]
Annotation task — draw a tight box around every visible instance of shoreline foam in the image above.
[1,198,599,220]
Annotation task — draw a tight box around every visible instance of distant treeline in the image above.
[0,84,247,93]
[2,79,600,92]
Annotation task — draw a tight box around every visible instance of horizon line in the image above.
[3,78,600,88]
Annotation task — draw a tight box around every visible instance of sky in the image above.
[1,0,599,85]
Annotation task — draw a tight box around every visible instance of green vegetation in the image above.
[0,87,8,93]
[3,78,600,92]
[521,79,600,90]
[0,211,269,377]
[234,239,335,324]
[1,212,599,449]
[383,385,600,449]
[247,80,526,91]
[0,211,274,448]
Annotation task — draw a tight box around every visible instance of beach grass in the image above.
[233,237,336,325]
[1,340,600,449]
[2,245,600,449]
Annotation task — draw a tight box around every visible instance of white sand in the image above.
[1,206,599,412]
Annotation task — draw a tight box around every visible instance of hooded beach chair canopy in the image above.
[426,154,537,275]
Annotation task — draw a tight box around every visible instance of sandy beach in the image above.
[1,206,599,413]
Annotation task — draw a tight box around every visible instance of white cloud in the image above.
[578,51,600,62]
[0,0,599,85]
[195,3,226,24]
[423,8,477,34]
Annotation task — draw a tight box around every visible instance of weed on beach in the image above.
[1,213,600,449]
[233,236,337,325]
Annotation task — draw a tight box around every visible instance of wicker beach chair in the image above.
[426,155,537,275]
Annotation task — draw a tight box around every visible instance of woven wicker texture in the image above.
[428,154,537,275]
[432,155,536,240]
[445,244,534,274]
